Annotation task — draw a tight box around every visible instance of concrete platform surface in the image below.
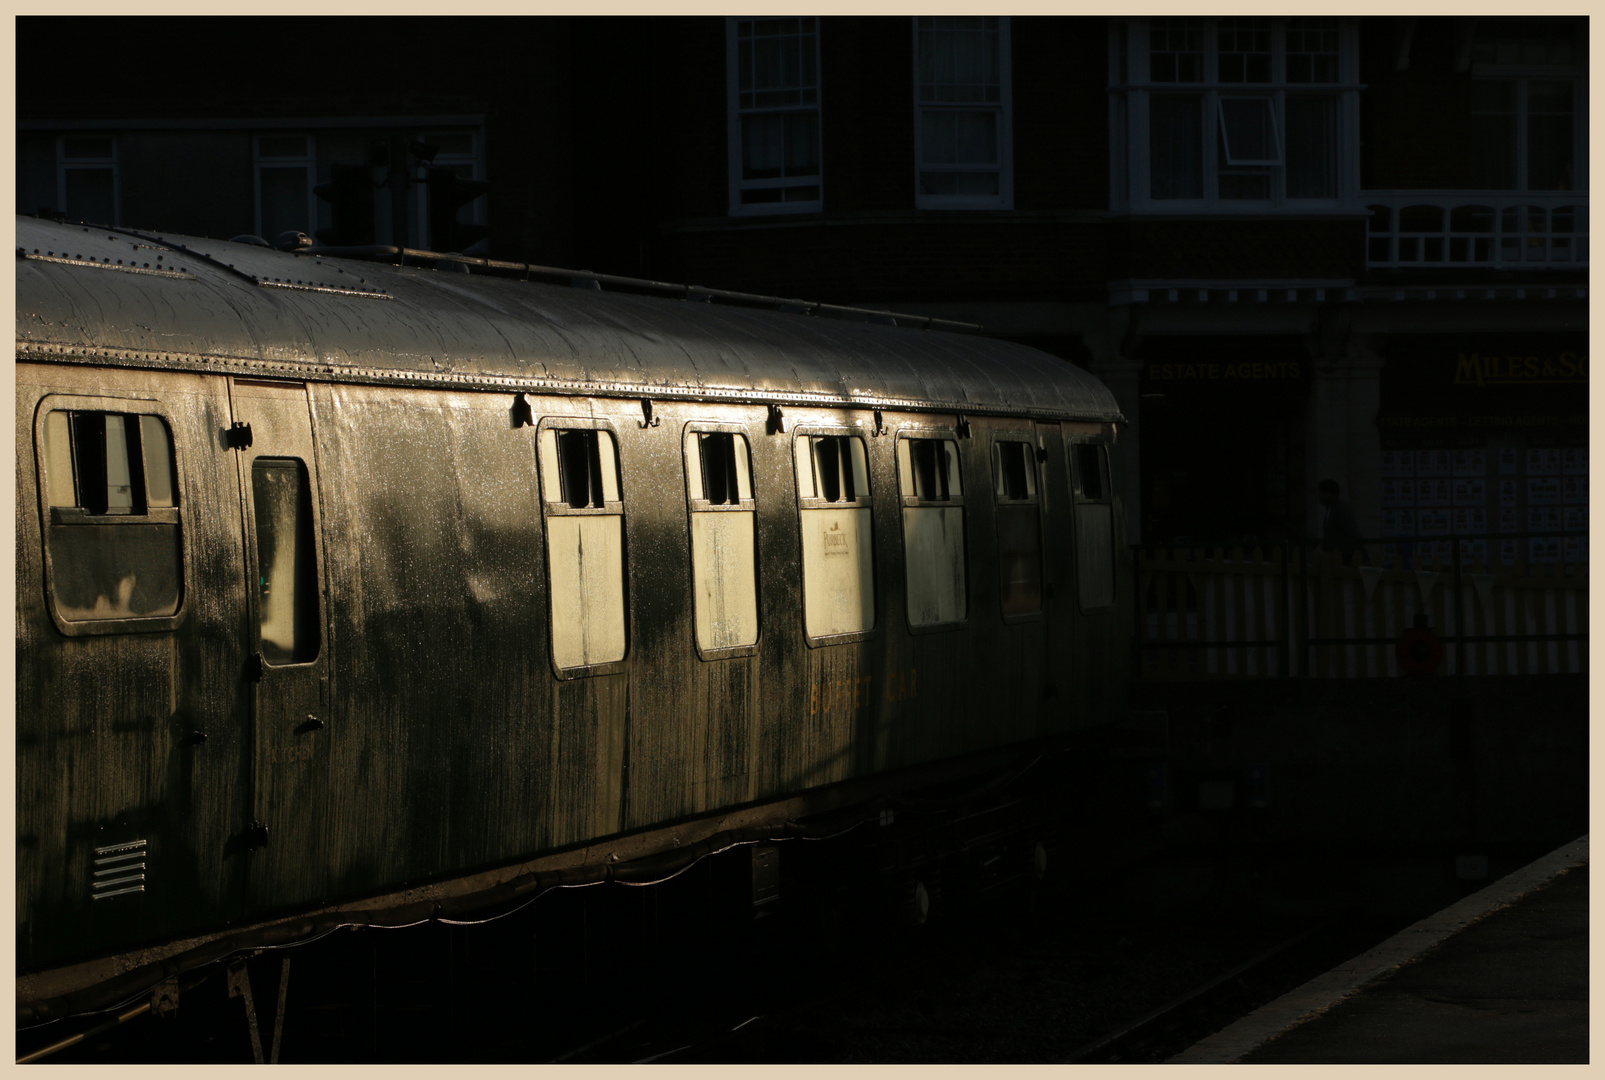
[1172,836,1588,1064]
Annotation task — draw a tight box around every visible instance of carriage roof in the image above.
[15,216,1123,424]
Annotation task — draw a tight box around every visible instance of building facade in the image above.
[17,15,1587,559]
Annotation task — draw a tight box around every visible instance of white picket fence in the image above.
[1136,545,1588,679]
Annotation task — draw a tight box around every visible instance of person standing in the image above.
[1318,478,1367,564]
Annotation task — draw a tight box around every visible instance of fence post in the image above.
[1281,539,1292,677]
[1300,541,1312,677]
[1131,544,1143,682]
[1450,533,1465,676]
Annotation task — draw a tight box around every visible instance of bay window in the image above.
[728,17,823,214]
[1112,16,1357,211]
[915,16,1012,209]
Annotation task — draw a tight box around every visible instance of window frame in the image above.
[415,129,489,251]
[1068,437,1119,615]
[913,15,1014,210]
[793,425,879,648]
[253,133,317,243]
[1110,15,1360,214]
[727,15,825,217]
[249,455,323,667]
[990,432,1046,624]
[894,428,969,633]
[1467,70,1585,193]
[56,135,119,226]
[534,416,630,679]
[33,393,189,637]
[683,420,762,661]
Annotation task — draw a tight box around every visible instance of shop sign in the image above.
[1144,360,1303,381]
[1454,351,1587,386]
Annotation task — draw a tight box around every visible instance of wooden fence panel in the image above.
[1135,545,1586,680]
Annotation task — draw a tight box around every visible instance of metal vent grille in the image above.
[92,839,147,900]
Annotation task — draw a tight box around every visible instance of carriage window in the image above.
[897,436,966,627]
[685,430,759,653]
[538,426,627,670]
[39,408,182,624]
[797,434,875,639]
[993,439,1042,616]
[252,458,320,664]
[1073,442,1116,610]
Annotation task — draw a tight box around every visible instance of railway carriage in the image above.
[15,215,1130,1022]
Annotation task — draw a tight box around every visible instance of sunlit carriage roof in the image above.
[16,217,1124,424]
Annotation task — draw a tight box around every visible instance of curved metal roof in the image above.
[15,217,1123,423]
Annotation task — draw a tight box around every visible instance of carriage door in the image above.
[230,379,331,914]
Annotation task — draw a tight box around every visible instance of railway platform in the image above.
[1171,835,1588,1064]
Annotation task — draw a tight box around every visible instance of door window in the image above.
[251,458,320,663]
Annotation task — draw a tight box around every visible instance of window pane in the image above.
[42,411,76,508]
[904,507,966,626]
[918,16,1001,104]
[63,168,115,225]
[49,522,181,621]
[1286,95,1337,197]
[801,506,875,636]
[921,111,998,166]
[1219,172,1271,200]
[259,165,309,241]
[1286,17,1339,83]
[1528,81,1575,190]
[252,458,320,664]
[1219,97,1279,164]
[742,112,819,181]
[1149,16,1204,82]
[690,511,759,650]
[699,432,740,505]
[994,441,1036,500]
[997,505,1042,615]
[1150,96,1203,199]
[1075,443,1107,500]
[548,516,627,667]
[920,171,1000,197]
[67,411,139,514]
[140,416,177,508]
[1075,502,1116,608]
[1217,17,1272,83]
[806,435,866,504]
[1471,111,1518,189]
[551,429,617,508]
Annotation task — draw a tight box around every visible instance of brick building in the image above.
[17,15,1587,557]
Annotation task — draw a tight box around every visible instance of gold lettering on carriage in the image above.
[822,522,850,557]
[273,743,314,765]
[808,667,918,715]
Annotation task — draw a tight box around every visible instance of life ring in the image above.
[1396,625,1443,676]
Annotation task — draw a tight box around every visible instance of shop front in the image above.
[1378,334,1587,568]
[1137,336,1311,549]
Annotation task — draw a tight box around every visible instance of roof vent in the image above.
[275,231,312,252]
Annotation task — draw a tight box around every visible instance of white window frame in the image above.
[1467,21,1587,195]
[56,135,119,226]
[1110,16,1361,214]
[913,15,1013,210]
[727,16,824,216]
[414,130,488,252]
[252,133,317,242]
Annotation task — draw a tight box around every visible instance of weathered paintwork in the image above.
[15,216,1131,1005]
